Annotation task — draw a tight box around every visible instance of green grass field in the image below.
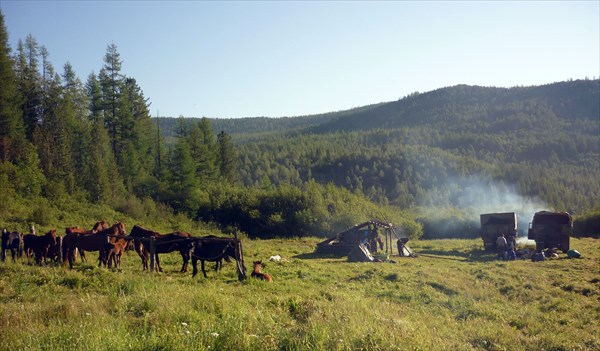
[0,237,598,351]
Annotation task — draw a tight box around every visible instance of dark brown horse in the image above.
[63,222,126,269]
[129,225,193,272]
[251,260,273,282]
[1,228,23,262]
[22,229,58,265]
[191,236,246,280]
[62,221,109,264]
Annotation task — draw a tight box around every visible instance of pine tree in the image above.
[16,35,43,141]
[0,11,25,162]
[217,130,237,183]
[99,43,123,160]
[168,137,197,211]
[85,71,124,203]
[188,117,217,181]
[62,62,90,191]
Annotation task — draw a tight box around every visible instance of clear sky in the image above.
[1,1,598,118]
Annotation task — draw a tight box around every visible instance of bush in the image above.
[31,200,54,227]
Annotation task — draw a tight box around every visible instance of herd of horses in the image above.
[0,221,259,281]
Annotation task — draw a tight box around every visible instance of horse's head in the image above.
[115,222,126,236]
[130,225,147,237]
[252,260,264,273]
[92,220,108,233]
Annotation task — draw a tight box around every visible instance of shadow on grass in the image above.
[293,251,347,260]
[417,249,497,262]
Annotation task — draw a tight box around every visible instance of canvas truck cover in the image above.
[480,212,517,250]
[528,211,572,252]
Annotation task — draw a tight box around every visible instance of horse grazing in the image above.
[129,225,193,272]
[1,229,23,262]
[191,237,247,281]
[63,222,126,269]
[22,229,58,265]
[251,260,273,282]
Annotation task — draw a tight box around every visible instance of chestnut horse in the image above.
[190,237,247,281]
[64,222,126,269]
[103,236,132,268]
[251,260,273,282]
[129,225,193,272]
[1,228,23,262]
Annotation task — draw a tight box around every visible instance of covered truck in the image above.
[528,211,572,252]
[480,212,517,251]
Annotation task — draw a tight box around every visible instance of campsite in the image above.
[0,232,598,351]
[1,2,599,350]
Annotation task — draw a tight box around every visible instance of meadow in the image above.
[0,237,598,351]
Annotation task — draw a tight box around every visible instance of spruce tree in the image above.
[0,11,25,162]
[99,43,123,160]
[16,35,43,141]
[217,130,237,183]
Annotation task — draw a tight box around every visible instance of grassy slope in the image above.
[0,237,598,351]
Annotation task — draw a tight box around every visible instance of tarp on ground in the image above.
[348,243,374,262]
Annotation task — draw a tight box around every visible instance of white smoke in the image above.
[420,175,550,237]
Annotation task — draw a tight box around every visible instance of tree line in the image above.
[0,12,420,239]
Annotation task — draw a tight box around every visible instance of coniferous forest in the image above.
[1,12,599,239]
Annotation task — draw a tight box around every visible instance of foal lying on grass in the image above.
[251,260,272,282]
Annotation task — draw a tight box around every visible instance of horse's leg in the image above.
[98,249,105,268]
[155,253,162,272]
[191,256,198,277]
[135,242,148,270]
[180,250,189,273]
[201,260,208,278]
[107,250,113,268]
[68,247,74,269]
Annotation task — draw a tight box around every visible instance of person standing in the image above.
[496,234,507,260]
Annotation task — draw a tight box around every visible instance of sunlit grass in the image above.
[0,237,598,350]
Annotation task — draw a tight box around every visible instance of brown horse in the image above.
[129,225,193,272]
[191,237,247,280]
[64,222,126,269]
[1,228,23,262]
[103,236,132,268]
[62,221,109,264]
[251,260,273,282]
[22,229,58,265]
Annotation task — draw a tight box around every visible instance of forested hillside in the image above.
[0,12,420,239]
[1,10,598,239]
[225,81,600,216]
[159,80,600,236]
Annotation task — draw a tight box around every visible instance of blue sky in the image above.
[1,1,598,118]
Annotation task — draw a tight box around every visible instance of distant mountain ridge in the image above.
[158,79,598,138]
[307,80,599,134]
